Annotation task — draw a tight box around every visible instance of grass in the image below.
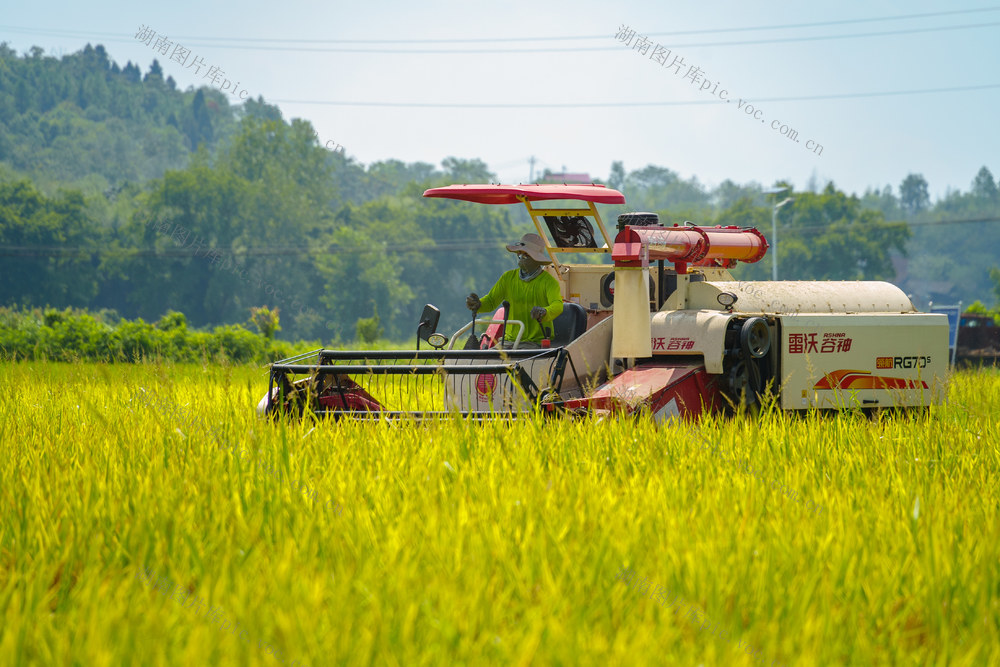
[0,361,997,666]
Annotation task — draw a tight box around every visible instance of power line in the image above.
[627,19,1000,53]
[0,240,515,258]
[4,216,998,258]
[777,215,1000,234]
[3,16,1000,54]
[621,7,1000,39]
[142,20,1000,53]
[876,215,1000,228]
[3,7,998,44]
[272,83,1000,108]
[726,215,1000,233]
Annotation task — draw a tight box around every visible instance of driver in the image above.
[466,233,564,348]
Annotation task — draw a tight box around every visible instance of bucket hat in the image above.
[506,233,551,264]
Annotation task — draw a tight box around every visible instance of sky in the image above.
[3,0,999,200]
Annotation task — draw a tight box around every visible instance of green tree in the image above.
[859,184,901,220]
[185,89,214,149]
[900,165,1000,307]
[441,157,493,183]
[317,224,414,341]
[125,156,252,325]
[715,197,773,279]
[971,166,998,203]
[711,179,759,211]
[622,164,712,218]
[143,59,164,83]
[723,183,908,282]
[607,161,625,191]
[0,179,102,307]
[249,306,281,340]
[355,304,383,343]
[899,173,930,216]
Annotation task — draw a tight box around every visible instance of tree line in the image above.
[1,44,998,343]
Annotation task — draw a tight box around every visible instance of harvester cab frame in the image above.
[263,184,949,421]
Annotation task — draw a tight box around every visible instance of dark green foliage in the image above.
[0,179,102,307]
[156,310,187,331]
[0,45,525,341]
[607,161,625,192]
[972,167,998,204]
[725,183,909,282]
[620,164,714,221]
[899,174,930,215]
[894,167,1000,307]
[1,44,998,344]
[0,307,316,363]
[249,306,281,340]
[965,299,1000,325]
[0,42,239,189]
[355,305,383,344]
[186,89,215,149]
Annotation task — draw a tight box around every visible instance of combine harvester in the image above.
[262,184,948,421]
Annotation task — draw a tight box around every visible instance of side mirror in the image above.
[417,304,441,348]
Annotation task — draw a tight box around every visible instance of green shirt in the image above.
[478,269,564,343]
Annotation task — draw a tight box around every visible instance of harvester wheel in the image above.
[727,361,751,404]
[740,317,771,359]
[727,359,765,407]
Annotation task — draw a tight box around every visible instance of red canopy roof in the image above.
[422,184,626,205]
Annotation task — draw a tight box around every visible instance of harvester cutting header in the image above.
[261,184,947,421]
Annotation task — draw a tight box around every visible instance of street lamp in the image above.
[762,187,793,281]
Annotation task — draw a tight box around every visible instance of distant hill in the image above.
[0,43,252,192]
[0,42,998,341]
[0,44,522,341]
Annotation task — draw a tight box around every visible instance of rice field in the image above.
[1,361,998,666]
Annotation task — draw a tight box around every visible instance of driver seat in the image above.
[550,302,587,347]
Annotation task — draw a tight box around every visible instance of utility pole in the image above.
[528,156,536,183]
[762,187,793,281]
[770,197,793,280]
